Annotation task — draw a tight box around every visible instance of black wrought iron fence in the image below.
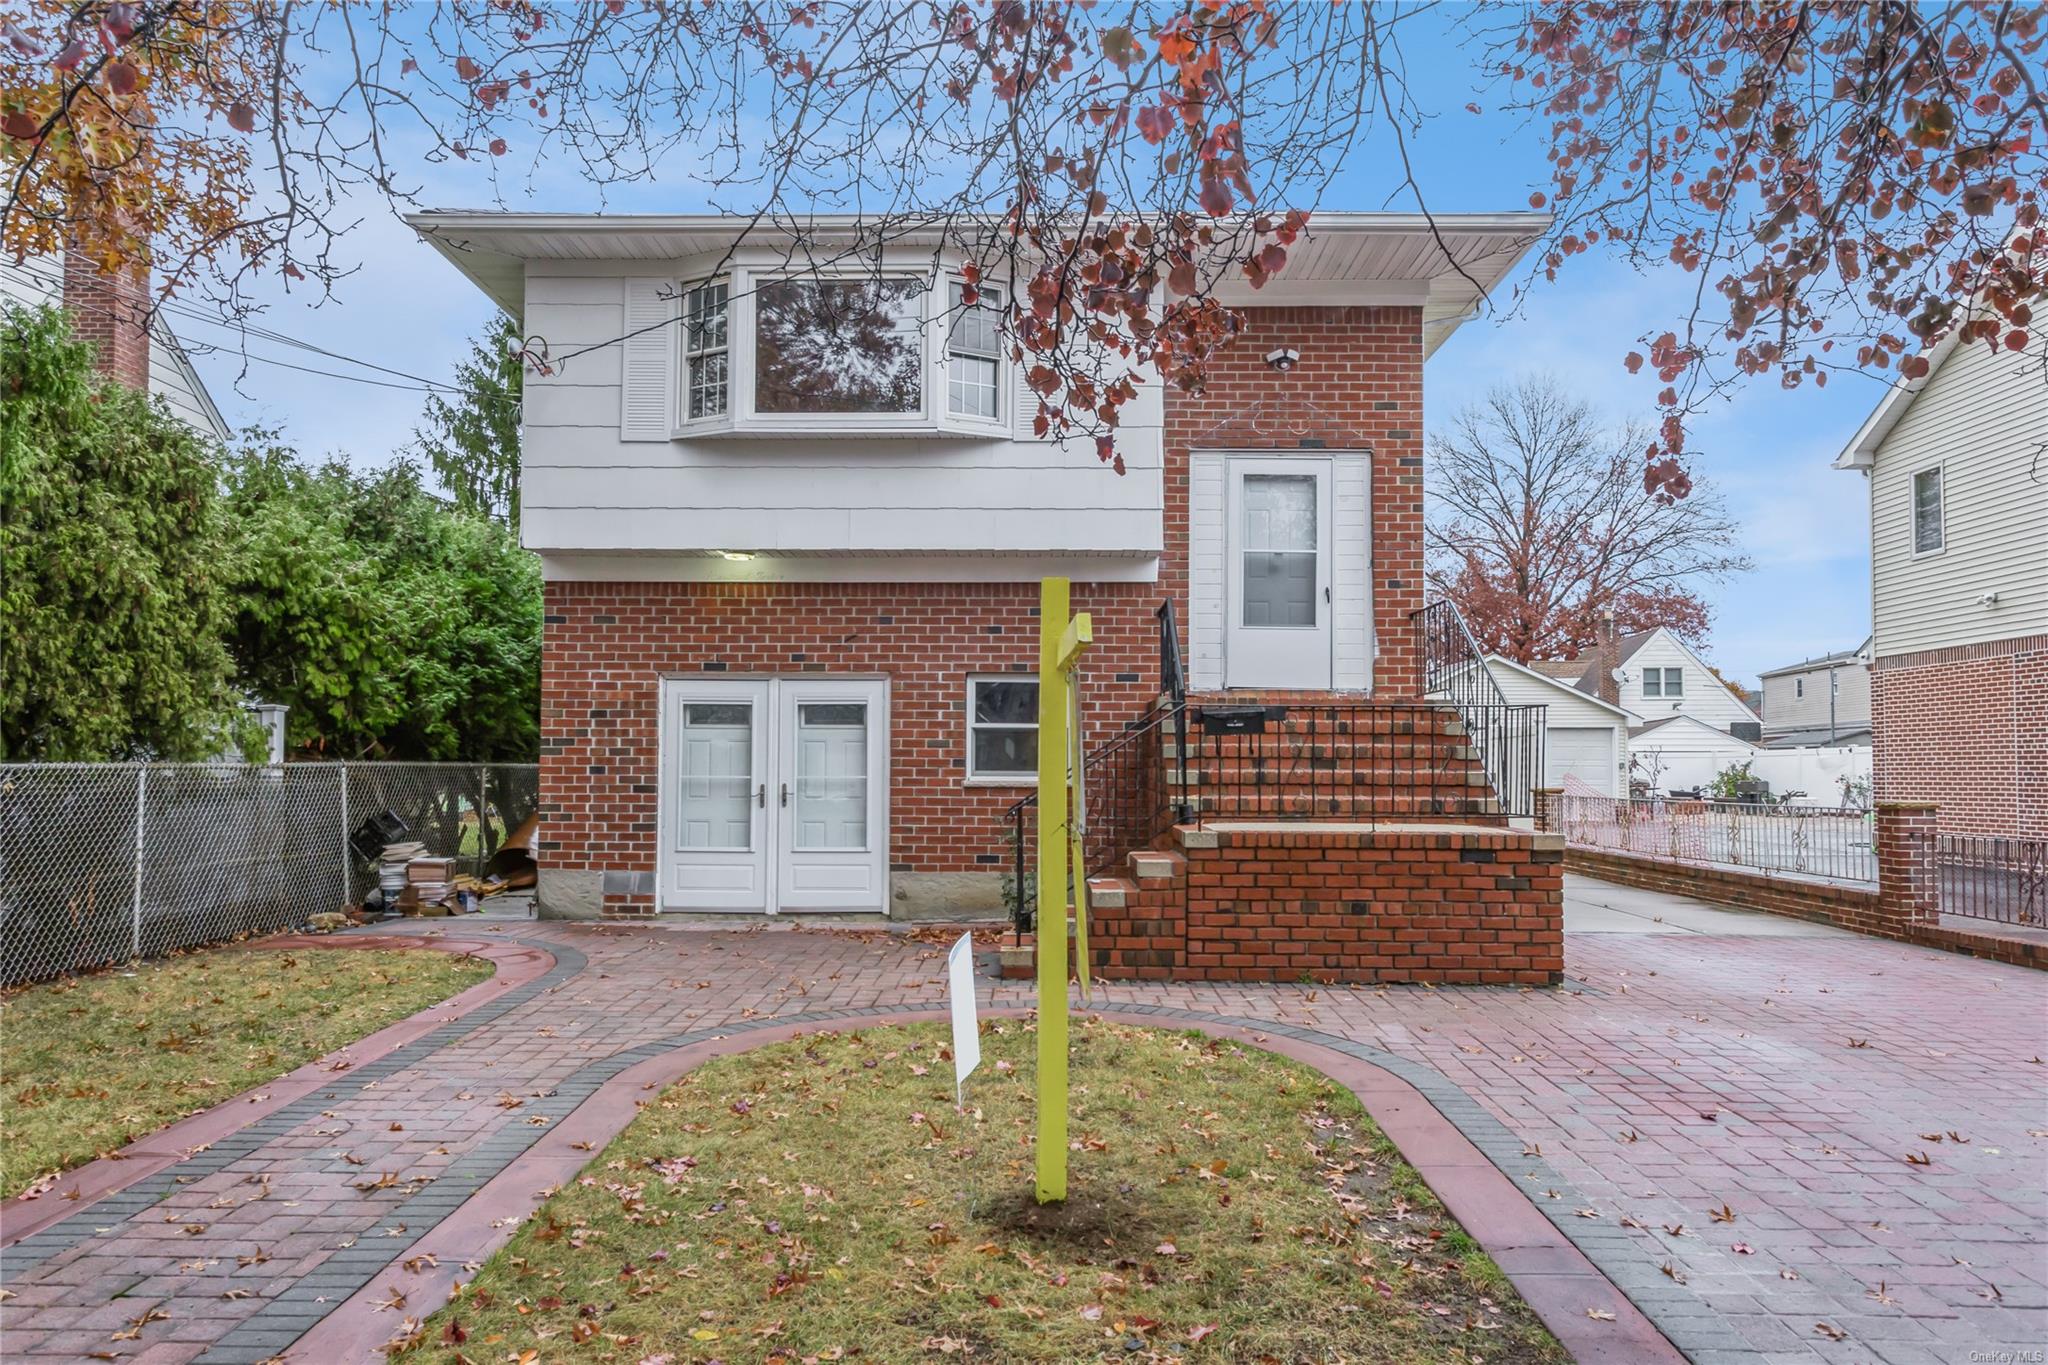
[1938,834,2046,926]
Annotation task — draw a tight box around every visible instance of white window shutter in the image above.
[619,278,677,441]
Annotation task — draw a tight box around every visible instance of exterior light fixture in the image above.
[718,551,756,562]
[1264,347,1301,372]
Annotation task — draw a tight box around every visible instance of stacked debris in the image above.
[347,811,539,920]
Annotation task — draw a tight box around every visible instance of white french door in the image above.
[659,678,887,913]
[1225,456,1334,689]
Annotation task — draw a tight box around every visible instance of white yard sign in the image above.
[947,931,981,1107]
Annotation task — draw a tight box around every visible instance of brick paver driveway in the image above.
[3,875,2043,1363]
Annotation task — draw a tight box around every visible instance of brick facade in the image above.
[1869,634,2047,837]
[1088,824,1563,985]
[1161,305,1427,698]
[540,305,1439,917]
[540,580,1160,913]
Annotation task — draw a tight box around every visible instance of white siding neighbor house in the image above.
[1485,655,1629,796]
[1835,321,2047,837]
[1757,638,1872,747]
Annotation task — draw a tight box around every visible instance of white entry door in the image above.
[660,678,887,913]
[1225,457,1334,689]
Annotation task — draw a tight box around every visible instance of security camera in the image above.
[1264,347,1300,372]
[1978,591,2001,607]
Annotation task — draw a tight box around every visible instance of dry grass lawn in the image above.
[0,945,490,1198]
[407,1017,1565,1364]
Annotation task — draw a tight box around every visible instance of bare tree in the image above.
[2,2,2040,475]
[1427,376,1751,663]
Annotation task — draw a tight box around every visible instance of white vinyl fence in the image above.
[0,762,538,986]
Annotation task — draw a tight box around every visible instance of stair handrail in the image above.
[1156,600,1188,707]
[1412,598,1544,819]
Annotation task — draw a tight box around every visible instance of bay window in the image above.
[754,276,924,415]
[644,267,1012,438]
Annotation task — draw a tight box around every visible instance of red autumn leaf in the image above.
[1,110,40,140]
[455,55,480,81]
[106,62,138,96]
[227,101,256,132]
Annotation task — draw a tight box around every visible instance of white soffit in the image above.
[405,209,1548,354]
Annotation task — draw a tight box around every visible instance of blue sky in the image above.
[177,16,1877,686]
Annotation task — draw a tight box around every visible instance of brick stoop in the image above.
[1085,821,1563,985]
[1167,699,1508,825]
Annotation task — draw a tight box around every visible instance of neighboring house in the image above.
[1626,714,1760,794]
[1484,654,1629,797]
[1834,324,2047,838]
[0,247,231,442]
[1515,618,1769,802]
[410,209,1546,919]
[1757,638,1872,748]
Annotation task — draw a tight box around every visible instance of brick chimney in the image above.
[62,248,151,391]
[1588,610,1621,707]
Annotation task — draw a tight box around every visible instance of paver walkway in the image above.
[3,875,2043,1364]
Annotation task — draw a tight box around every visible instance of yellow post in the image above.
[1034,576,1071,1203]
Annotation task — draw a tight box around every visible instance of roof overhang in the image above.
[1484,654,1633,719]
[1833,329,1965,470]
[402,209,1549,356]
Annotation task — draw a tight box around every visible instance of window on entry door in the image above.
[1241,473,1318,627]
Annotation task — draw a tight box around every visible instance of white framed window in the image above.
[1912,464,1945,554]
[1641,667,1684,698]
[754,275,925,415]
[947,281,1005,421]
[966,675,1038,783]
[681,280,730,422]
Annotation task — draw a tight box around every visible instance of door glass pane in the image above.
[794,701,868,849]
[1241,474,1317,628]
[679,702,754,849]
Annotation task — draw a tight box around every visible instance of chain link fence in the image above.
[0,762,539,987]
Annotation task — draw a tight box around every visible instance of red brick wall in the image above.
[1869,635,2047,837]
[63,251,151,390]
[1091,826,1563,985]
[1160,305,1427,698]
[540,580,1160,880]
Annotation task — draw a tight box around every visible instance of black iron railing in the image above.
[1938,834,2047,926]
[1413,599,1545,822]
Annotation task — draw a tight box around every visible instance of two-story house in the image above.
[1834,326,2046,838]
[1756,639,1873,748]
[410,211,1549,925]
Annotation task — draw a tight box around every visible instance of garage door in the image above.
[1546,727,1617,796]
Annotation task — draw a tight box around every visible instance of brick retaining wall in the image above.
[1091,824,1564,985]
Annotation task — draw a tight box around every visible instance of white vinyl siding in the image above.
[1760,661,1871,738]
[528,265,1162,560]
[1614,630,1757,729]
[1485,656,1627,797]
[1867,339,2048,656]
